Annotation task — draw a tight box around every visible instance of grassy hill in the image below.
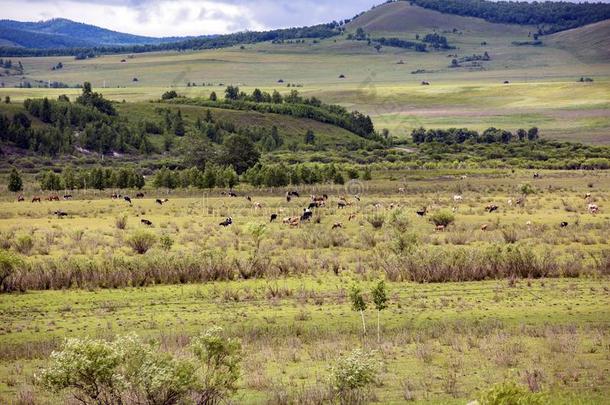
[348,1,531,37]
[546,19,610,64]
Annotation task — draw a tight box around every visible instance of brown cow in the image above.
[31,196,41,203]
[17,195,25,202]
[48,195,60,201]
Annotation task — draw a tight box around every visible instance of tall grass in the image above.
[1,244,607,291]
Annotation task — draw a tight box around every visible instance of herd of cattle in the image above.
[13,187,601,230]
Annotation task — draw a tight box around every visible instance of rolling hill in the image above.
[347,1,531,36]
[0,19,195,49]
[546,19,610,63]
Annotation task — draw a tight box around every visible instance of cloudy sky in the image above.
[1,0,608,37]
[0,0,381,37]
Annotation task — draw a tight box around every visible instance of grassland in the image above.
[0,170,609,402]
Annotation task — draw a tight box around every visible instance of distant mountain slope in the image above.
[347,2,530,36]
[0,18,190,49]
[546,19,610,63]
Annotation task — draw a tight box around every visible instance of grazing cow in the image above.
[460,175,468,180]
[584,193,591,199]
[270,214,278,223]
[507,199,513,207]
[416,207,427,217]
[124,196,132,204]
[17,195,25,202]
[32,197,41,203]
[588,204,599,214]
[136,192,145,198]
[516,197,524,206]
[162,198,169,203]
[246,196,252,202]
[453,195,463,202]
[287,191,300,198]
[337,200,347,209]
[398,187,406,194]
[48,195,60,201]
[332,222,343,230]
[111,193,121,199]
[485,204,499,213]
[219,217,233,227]
[560,222,569,228]
[63,195,73,200]
[504,80,510,84]
[533,173,541,179]
[141,219,153,226]
[286,195,292,203]
[301,209,313,222]
[354,194,361,202]
[54,210,68,218]
[435,225,446,232]
[254,202,262,210]
[348,213,357,221]
[311,195,326,203]
[481,224,489,231]
[421,81,430,86]
[156,199,164,205]
[308,201,324,209]
[228,191,237,198]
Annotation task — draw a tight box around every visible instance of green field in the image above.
[1,2,610,403]
[1,170,610,402]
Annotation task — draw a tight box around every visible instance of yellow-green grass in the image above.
[0,278,608,404]
[1,170,609,403]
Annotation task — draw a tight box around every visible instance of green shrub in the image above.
[14,235,34,255]
[190,326,242,404]
[519,183,536,195]
[478,380,545,405]
[0,249,23,292]
[367,213,385,229]
[115,215,127,230]
[127,231,156,254]
[330,349,378,403]
[429,211,455,227]
[39,337,126,404]
[39,328,242,405]
[160,234,174,251]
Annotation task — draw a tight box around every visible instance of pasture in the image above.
[1,14,609,145]
[0,170,609,403]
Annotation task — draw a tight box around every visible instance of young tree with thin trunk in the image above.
[350,285,367,335]
[371,280,388,344]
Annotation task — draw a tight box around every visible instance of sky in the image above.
[0,0,608,38]
[0,0,380,37]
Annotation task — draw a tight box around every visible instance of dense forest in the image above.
[405,0,610,34]
[0,23,342,57]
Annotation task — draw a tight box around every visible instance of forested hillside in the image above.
[407,0,610,34]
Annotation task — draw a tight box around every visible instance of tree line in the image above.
[406,0,610,34]
[37,166,145,191]
[412,127,540,144]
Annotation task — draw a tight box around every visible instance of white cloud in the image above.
[0,0,272,37]
[0,0,382,37]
